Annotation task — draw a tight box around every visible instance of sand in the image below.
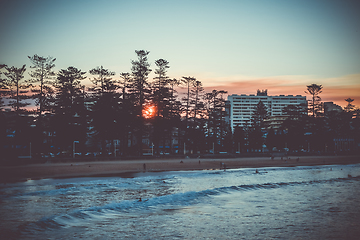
[1,155,359,183]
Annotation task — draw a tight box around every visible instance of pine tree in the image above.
[130,50,152,112]
[0,64,8,110]
[89,66,116,94]
[27,55,56,117]
[204,90,228,153]
[181,76,196,128]
[344,98,355,112]
[88,66,118,155]
[52,67,87,153]
[117,72,133,155]
[305,84,323,117]
[248,101,268,151]
[129,50,152,155]
[190,80,205,119]
[152,59,170,117]
[4,65,30,113]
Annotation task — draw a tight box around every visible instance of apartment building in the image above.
[227,90,307,132]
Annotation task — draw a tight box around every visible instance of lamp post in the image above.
[73,141,79,158]
[114,140,117,158]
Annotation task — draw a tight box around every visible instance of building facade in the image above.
[324,102,342,115]
[227,91,307,132]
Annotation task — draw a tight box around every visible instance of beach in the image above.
[1,155,359,183]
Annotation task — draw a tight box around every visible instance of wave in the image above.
[21,174,359,233]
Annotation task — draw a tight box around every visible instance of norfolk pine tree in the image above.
[4,65,30,113]
[0,64,8,110]
[52,66,87,153]
[152,59,171,155]
[27,55,56,155]
[130,50,152,155]
[305,84,323,117]
[89,66,119,155]
[28,55,56,117]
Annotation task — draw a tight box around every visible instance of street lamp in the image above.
[73,141,79,158]
[114,140,117,158]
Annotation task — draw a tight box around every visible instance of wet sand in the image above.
[1,155,359,183]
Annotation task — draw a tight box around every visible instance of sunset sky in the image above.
[1,0,359,107]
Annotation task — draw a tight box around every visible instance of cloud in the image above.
[198,74,360,108]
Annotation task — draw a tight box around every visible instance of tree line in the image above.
[0,51,231,158]
[1,51,359,160]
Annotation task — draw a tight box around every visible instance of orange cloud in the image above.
[197,74,360,108]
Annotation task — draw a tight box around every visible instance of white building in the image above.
[227,91,307,132]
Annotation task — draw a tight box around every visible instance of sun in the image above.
[142,104,156,119]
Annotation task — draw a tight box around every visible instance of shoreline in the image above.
[1,155,359,183]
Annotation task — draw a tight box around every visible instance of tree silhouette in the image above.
[4,65,30,113]
[4,50,360,158]
[150,59,172,155]
[0,64,8,110]
[2,65,33,159]
[190,80,205,119]
[233,125,246,153]
[27,55,56,156]
[249,101,268,151]
[119,72,131,100]
[129,50,152,155]
[89,66,116,94]
[152,59,170,117]
[181,76,196,128]
[305,84,323,117]
[88,66,118,155]
[185,80,206,154]
[27,55,56,117]
[130,50,152,111]
[344,98,355,112]
[280,105,308,151]
[168,78,180,111]
[52,66,87,154]
[167,78,182,154]
[204,90,229,153]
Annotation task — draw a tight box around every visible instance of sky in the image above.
[1,0,359,107]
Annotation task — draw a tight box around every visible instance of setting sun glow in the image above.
[142,104,156,119]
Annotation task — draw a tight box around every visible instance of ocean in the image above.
[1,164,360,239]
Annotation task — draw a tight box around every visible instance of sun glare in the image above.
[142,104,156,119]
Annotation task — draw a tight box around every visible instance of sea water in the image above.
[1,164,360,239]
